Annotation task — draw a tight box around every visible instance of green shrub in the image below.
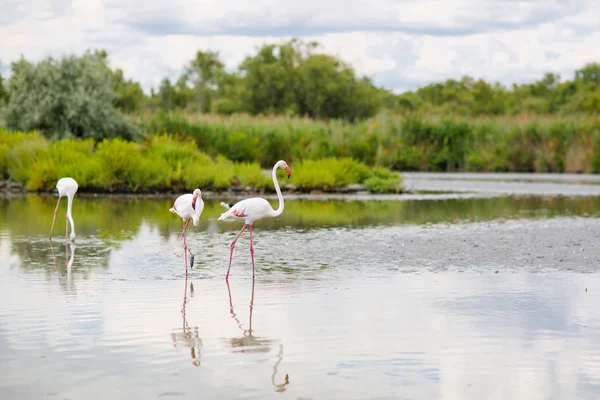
[292,158,400,192]
[27,139,100,191]
[95,138,169,192]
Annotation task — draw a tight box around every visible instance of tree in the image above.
[240,40,304,115]
[182,50,225,112]
[0,63,8,106]
[237,39,382,120]
[575,63,600,85]
[6,51,140,139]
[112,68,146,113]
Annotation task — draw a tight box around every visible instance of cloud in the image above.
[107,0,588,37]
[0,0,598,93]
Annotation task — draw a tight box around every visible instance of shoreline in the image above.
[0,180,405,198]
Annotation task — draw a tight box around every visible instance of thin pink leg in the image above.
[181,219,190,239]
[249,224,255,278]
[49,197,61,240]
[182,218,195,268]
[226,224,247,281]
[183,219,189,277]
[65,213,68,243]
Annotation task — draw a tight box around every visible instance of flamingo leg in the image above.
[182,219,195,269]
[226,224,247,280]
[65,213,69,243]
[249,224,255,278]
[181,219,190,239]
[182,219,190,277]
[49,197,61,240]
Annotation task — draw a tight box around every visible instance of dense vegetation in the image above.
[0,129,402,193]
[0,39,598,189]
[141,111,600,173]
[1,40,598,138]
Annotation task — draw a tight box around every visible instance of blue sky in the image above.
[1,0,598,93]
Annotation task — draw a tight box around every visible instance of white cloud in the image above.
[0,0,598,93]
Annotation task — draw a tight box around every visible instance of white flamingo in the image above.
[49,177,78,242]
[170,188,204,276]
[218,160,291,280]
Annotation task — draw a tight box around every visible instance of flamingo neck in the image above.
[271,164,285,217]
[66,194,76,239]
[192,198,202,226]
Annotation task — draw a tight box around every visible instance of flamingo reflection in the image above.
[49,239,76,293]
[225,280,290,392]
[272,344,290,392]
[171,277,203,367]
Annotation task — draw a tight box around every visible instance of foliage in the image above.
[27,139,100,191]
[4,50,141,140]
[291,158,402,192]
[137,110,600,173]
[393,63,600,116]
[143,40,384,120]
[112,68,146,113]
[0,67,7,106]
[1,129,398,192]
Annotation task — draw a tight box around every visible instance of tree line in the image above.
[0,39,598,140]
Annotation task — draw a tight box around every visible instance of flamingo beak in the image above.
[191,195,197,210]
[285,166,291,179]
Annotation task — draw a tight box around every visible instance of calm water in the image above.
[2,187,600,399]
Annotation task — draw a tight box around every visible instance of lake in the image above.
[2,173,600,399]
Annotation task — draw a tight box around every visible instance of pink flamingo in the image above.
[218,160,291,280]
[49,177,78,243]
[170,188,204,276]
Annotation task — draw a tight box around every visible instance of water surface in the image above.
[2,187,600,399]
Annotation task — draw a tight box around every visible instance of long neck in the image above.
[66,194,75,238]
[271,165,284,217]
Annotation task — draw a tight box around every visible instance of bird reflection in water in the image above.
[171,276,203,367]
[225,279,290,392]
[49,238,76,293]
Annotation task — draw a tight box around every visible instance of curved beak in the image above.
[191,195,197,210]
[285,166,291,179]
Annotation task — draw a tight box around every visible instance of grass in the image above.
[136,110,600,173]
[0,129,401,193]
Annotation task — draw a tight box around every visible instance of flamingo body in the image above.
[218,197,276,225]
[170,189,205,227]
[218,160,291,280]
[170,189,204,275]
[50,177,78,242]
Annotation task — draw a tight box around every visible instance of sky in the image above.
[0,0,599,94]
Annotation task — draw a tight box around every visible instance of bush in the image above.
[291,158,401,192]
[5,51,141,140]
[27,139,100,191]
[0,131,281,192]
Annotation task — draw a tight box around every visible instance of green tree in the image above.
[6,51,140,139]
[238,39,382,120]
[182,50,225,112]
[240,40,304,115]
[0,65,8,105]
[112,68,146,113]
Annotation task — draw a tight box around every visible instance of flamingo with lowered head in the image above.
[218,160,291,280]
[170,188,205,276]
[49,177,78,243]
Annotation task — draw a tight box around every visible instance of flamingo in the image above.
[218,160,291,280]
[49,177,78,243]
[170,188,204,276]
